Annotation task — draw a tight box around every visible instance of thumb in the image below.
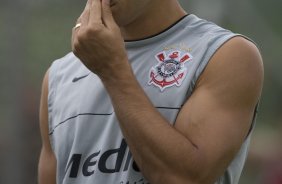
[101,0,116,28]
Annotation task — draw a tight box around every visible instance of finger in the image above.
[72,25,79,51]
[101,0,116,28]
[77,0,92,26]
[84,0,92,12]
[72,1,93,55]
[89,0,103,25]
[73,0,92,41]
[72,1,90,49]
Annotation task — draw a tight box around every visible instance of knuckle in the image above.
[76,32,87,43]
[87,24,103,34]
[72,47,81,58]
[84,28,94,37]
[75,24,104,43]
[72,40,81,53]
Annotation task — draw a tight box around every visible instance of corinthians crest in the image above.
[148,50,193,91]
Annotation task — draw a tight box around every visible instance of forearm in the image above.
[100,67,202,183]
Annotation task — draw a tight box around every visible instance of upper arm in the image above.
[38,69,57,184]
[174,36,264,183]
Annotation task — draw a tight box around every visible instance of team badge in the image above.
[148,50,192,91]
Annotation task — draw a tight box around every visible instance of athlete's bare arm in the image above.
[71,0,264,183]
[97,38,263,184]
[38,70,56,184]
[172,37,264,182]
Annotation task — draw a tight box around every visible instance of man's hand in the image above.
[72,0,128,77]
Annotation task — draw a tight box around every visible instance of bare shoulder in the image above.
[196,36,264,107]
[218,36,264,70]
[204,36,264,80]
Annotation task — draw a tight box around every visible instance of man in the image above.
[38,0,264,183]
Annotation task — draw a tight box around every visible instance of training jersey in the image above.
[48,14,256,184]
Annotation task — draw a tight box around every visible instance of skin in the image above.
[38,0,264,183]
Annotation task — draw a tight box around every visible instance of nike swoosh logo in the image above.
[72,73,90,83]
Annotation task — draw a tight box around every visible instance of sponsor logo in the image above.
[148,50,192,91]
[66,139,140,178]
[72,73,90,83]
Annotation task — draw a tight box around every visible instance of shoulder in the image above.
[217,36,263,63]
[197,36,264,106]
[217,36,263,80]
[211,36,263,76]
[199,36,264,81]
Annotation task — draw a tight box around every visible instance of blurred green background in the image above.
[0,0,281,183]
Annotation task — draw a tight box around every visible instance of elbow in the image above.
[148,171,212,184]
[146,153,214,184]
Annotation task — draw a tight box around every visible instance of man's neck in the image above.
[120,0,187,41]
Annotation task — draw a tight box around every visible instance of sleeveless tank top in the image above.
[48,14,256,184]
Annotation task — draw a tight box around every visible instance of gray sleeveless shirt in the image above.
[48,14,255,184]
